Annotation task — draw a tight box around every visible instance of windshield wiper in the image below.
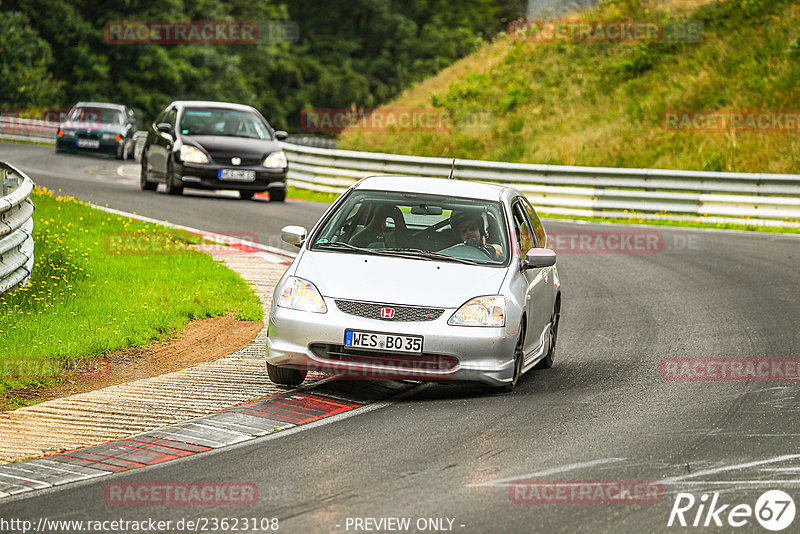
[315,242,385,255]
[376,247,480,265]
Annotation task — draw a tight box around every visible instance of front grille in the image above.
[207,153,263,166]
[334,300,444,322]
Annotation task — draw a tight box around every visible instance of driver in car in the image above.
[450,210,503,259]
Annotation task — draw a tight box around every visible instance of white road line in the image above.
[663,480,800,486]
[467,458,626,488]
[661,454,800,483]
[90,204,296,262]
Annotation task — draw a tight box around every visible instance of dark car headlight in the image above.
[179,145,209,164]
[263,151,287,169]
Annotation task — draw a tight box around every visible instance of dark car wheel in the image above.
[269,188,286,202]
[239,190,255,200]
[127,138,136,160]
[140,157,157,191]
[501,322,526,393]
[164,159,183,196]
[266,362,307,386]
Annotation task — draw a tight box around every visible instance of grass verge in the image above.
[338,0,800,174]
[0,187,263,398]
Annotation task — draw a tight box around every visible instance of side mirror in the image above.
[523,248,556,269]
[274,130,289,141]
[156,122,172,133]
[281,225,307,247]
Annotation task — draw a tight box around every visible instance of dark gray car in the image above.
[55,102,137,160]
[140,101,288,201]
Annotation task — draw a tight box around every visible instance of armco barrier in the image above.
[281,143,800,227]
[3,115,798,227]
[0,162,35,295]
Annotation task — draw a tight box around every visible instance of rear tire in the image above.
[269,188,286,202]
[266,362,307,386]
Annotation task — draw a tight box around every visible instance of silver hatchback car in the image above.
[266,176,561,391]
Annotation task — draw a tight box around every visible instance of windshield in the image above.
[179,108,272,139]
[311,190,509,265]
[68,107,123,124]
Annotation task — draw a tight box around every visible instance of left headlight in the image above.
[263,151,287,169]
[277,277,327,313]
[448,295,505,327]
[180,145,209,164]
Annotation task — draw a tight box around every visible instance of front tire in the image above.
[140,157,157,191]
[266,362,307,386]
[535,301,560,370]
[164,159,183,196]
[269,188,286,202]
[500,323,525,393]
[239,190,255,200]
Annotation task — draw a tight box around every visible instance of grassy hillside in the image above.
[338,0,800,174]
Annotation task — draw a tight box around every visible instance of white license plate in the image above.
[77,139,99,148]
[345,330,423,354]
[219,169,255,181]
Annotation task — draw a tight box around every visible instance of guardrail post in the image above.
[1,170,19,196]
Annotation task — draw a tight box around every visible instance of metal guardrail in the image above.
[3,116,798,226]
[282,143,800,227]
[0,162,35,295]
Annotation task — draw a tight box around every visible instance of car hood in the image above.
[183,135,281,160]
[60,121,125,133]
[294,250,507,308]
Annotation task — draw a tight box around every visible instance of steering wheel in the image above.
[439,242,494,261]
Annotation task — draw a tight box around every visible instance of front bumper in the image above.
[56,137,124,157]
[175,162,287,192]
[266,297,519,387]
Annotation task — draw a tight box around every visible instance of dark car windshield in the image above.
[311,190,509,265]
[179,108,272,139]
[68,107,124,124]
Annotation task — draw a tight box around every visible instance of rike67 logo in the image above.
[668,490,796,531]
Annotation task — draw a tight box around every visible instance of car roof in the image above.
[353,175,514,202]
[73,102,127,111]
[170,101,257,112]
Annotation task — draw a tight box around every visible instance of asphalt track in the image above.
[1,141,800,533]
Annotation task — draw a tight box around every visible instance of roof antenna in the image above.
[448,159,456,180]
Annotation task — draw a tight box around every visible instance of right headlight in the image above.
[448,295,505,327]
[277,277,327,313]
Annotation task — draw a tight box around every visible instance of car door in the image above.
[522,197,556,319]
[150,106,177,178]
[511,200,551,362]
